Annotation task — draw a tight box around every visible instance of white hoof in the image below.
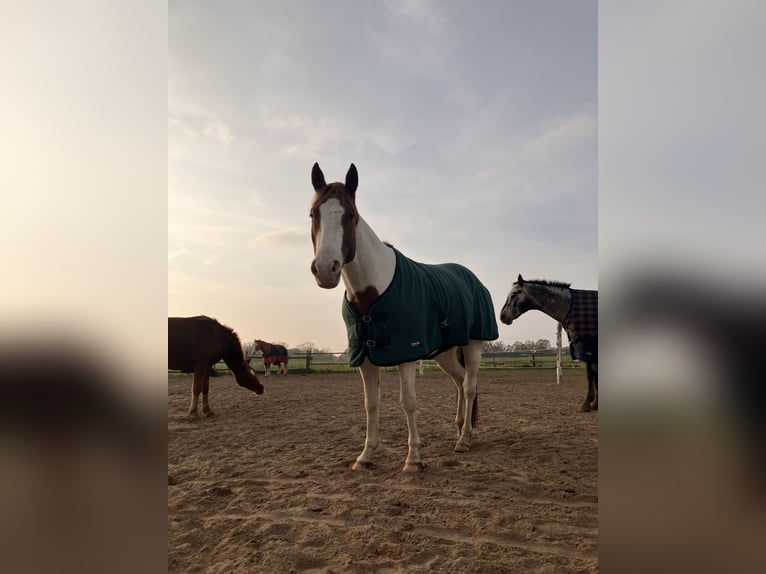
[352,460,373,471]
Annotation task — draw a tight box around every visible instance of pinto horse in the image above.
[254,339,289,376]
[310,163,498,472]
[168,316,264,417]
[500,275,598,412]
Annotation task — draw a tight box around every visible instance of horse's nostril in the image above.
[311,261,318,276]
[331,260,341,274]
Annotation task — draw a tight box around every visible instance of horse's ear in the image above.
[517,274,524,283]
[312,162,326,191]
[345,163,358,196]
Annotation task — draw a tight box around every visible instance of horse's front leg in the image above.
[591,363,598,410]
[399,362,425,472]
[455,341,482,452]
[352,360,381,470]
[581,361,598,412]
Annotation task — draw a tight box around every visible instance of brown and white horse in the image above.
[310,162,498,472]
[168,316,264,417]
[254,339,289,376]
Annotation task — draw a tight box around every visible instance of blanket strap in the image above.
[364,336,391,349]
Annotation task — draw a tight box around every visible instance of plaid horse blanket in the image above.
[562,289,598,362]
[262,344,288,365]
[343,245,498,367]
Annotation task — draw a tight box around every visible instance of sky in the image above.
[168,0,597,352]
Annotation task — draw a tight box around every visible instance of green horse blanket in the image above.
[343,246,498,367]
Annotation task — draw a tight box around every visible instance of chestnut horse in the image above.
[310,163,498,472]
[168,316,264,417]
[254,339,289,376]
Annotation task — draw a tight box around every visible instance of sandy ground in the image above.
[168,368,598,573]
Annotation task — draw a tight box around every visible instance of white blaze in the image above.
[314,198,345,277]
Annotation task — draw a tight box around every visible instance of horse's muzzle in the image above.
[248,381,264,395]
[499,309,513,325]
[311,258,342,289]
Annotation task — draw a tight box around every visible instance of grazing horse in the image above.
[310,162,498,472]
[500,275,598,411]
[254,339,289,376]
[168,316,264,417]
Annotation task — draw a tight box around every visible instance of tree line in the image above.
[481,339,555,352]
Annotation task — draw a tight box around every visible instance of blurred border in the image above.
[1,1,167,573]
[600,1,765,572]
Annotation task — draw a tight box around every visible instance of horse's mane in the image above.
[214,318,247,367]
[523,279,571,289]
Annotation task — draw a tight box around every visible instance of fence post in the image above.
[305,349,312,373]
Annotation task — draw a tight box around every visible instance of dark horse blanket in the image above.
[563,289,598,362]
[343,246,498,367]
[262,344,288,365]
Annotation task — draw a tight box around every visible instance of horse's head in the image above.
[309,162,359,289]
[500,274,532,325]
[235,355,263,394]
[254,339,265,353]
[240,367,264,394]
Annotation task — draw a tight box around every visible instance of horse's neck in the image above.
[221,339,247,377]
[531,285,571,324]
[341,216,396,299]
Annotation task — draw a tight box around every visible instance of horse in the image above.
[253,339,289,376]
[310,162,498,472]
[168,316,264,417]
[500,275,598,412]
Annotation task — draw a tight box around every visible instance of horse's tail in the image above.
[457,347,478,428]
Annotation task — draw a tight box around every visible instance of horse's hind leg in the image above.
[188,369,203,418]
[580,362,598,412]
[352,359,381,471]
[200,367,215,417]
[454,340,482,452]
[435,348,467,438]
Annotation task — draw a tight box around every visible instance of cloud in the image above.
[168,117,199,140]
[247,228,306,250]
[523,112,596,158]
[202,119,234,148]
[167,248,188,261]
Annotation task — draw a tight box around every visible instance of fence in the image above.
[245,348,582,375]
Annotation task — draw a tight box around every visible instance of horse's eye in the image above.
[343,211,354,221]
